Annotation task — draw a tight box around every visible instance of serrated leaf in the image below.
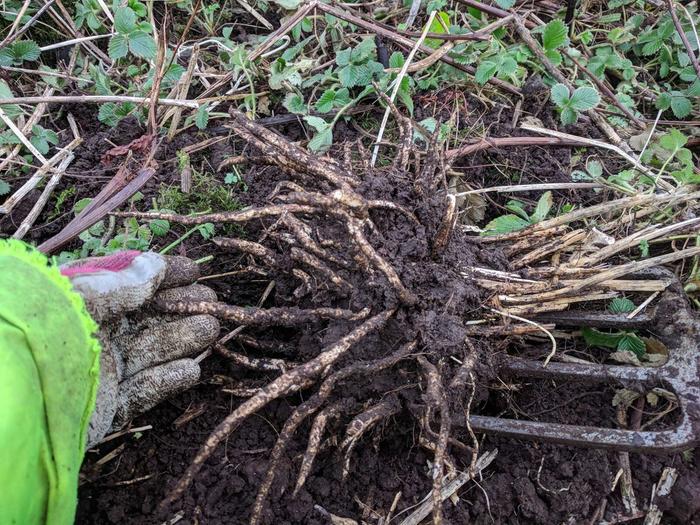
[283,92,306,114]
[481,214,530,236]
[98,103,119,126]
[426,11,450,48]
[12,40,40,62]
[0,79,21,117]
[114,6,137,34]
[659,128,687,152]
[670,95,692,119]
[195,104,209,130]
[475,61,498,84]
[500,56,517,76]
[389,51,405,69]
[198,222,215,239]
[530,191,552,223]
[129,31,156,59]
[542,19,568,51]
[0,179,10,195]
[148,219,170,236]
[608,297,635,314]
[0,48,13,67]
[315,89,336,113]
[550,83,570,107]
[569,86,600,111]
[617,333,646,357]
[495,0,515,7]
[108,33,129,60]
[560,106,578,125]
[582,327,623,349]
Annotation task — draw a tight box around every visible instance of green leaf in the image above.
[560,106,578,125]
[0,48,13,67]
[0,80,21,118]
[617,333,646,358]
[670,95,692,119]
[500,56,518,76]
[73,197,93,215]
[505,199,529,220]
[550,83,570,107]
[283,92,307,114]
[586,159,603,178]
[12,40,40,62]
[195,104,209,130]
[608,297,636,314]
[270,0,303,9]
[495,0,515,7]
[542,19,568,51]
[335,47,352,67]
[129,31,157,59]
[0,179,10,195]
[481,214,530,236]
[304,115,330,133]
[659,128,687,152]
[108,33,129,60]
[544,48,562,65]
[114,6,137,34]
[98,103,119,126]
[389,51,405,69]
[475,61,498,84]
[308,127,333,152]
[315,89,336,113]
[530,191,552,223]
[426,11,450,48]
[148,219,170,236]
[198,223,215,239]
[569,86,600,111]
[582,327,623,349]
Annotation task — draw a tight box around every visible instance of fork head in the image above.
[471,284,700,453]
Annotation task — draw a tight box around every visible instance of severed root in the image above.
[432,194,457,257]
[418,356,451,525]
[162,309,396,510]
[341,395,401,479]
[155,300,370,327]
[293,402,342,496]
[345,215,417,305]
[291,247,352,293]
[282,214,350,268]
[214,237,279,267]
[215,345,291,372]
[249,341,415,525]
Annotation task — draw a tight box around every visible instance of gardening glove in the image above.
[60,251,220,448]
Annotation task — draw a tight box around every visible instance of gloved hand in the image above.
[60,251,220,447]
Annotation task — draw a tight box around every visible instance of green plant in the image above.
[108,4,156,60]
[0,40,40,66]
[582,327,646,358]
[550,83,600,124]
[481,191,553,236]
[540,18,569,65]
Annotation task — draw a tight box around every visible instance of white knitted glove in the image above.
[61,251,220,447]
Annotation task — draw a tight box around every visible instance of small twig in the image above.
[0,95,199,108]
[371,10,436,165]
[666,0,700,79]
[0,0,56,50]
[454,182,602,196]
[39,33,113,51]
[489,308,558,366]
[0,106,49,163]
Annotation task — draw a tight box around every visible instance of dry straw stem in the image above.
[162,308,396,508]
[520,124,659,182]
[0,138,81,214]
[13,153,75,239]
[371,10,437,166]
[0,95,199,108]
[482,190,700,242]
[505,245,700,306]
[398,449,498,525]
[0,106,48,163]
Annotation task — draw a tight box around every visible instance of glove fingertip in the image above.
[162,256,200,288]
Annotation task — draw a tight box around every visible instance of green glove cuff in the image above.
[0,240,101,525]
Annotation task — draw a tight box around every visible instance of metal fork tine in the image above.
[469,413,696,453]
[532,311,652,329]
[501,357,660,383]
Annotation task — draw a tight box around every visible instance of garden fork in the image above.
[471,284,700,453]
